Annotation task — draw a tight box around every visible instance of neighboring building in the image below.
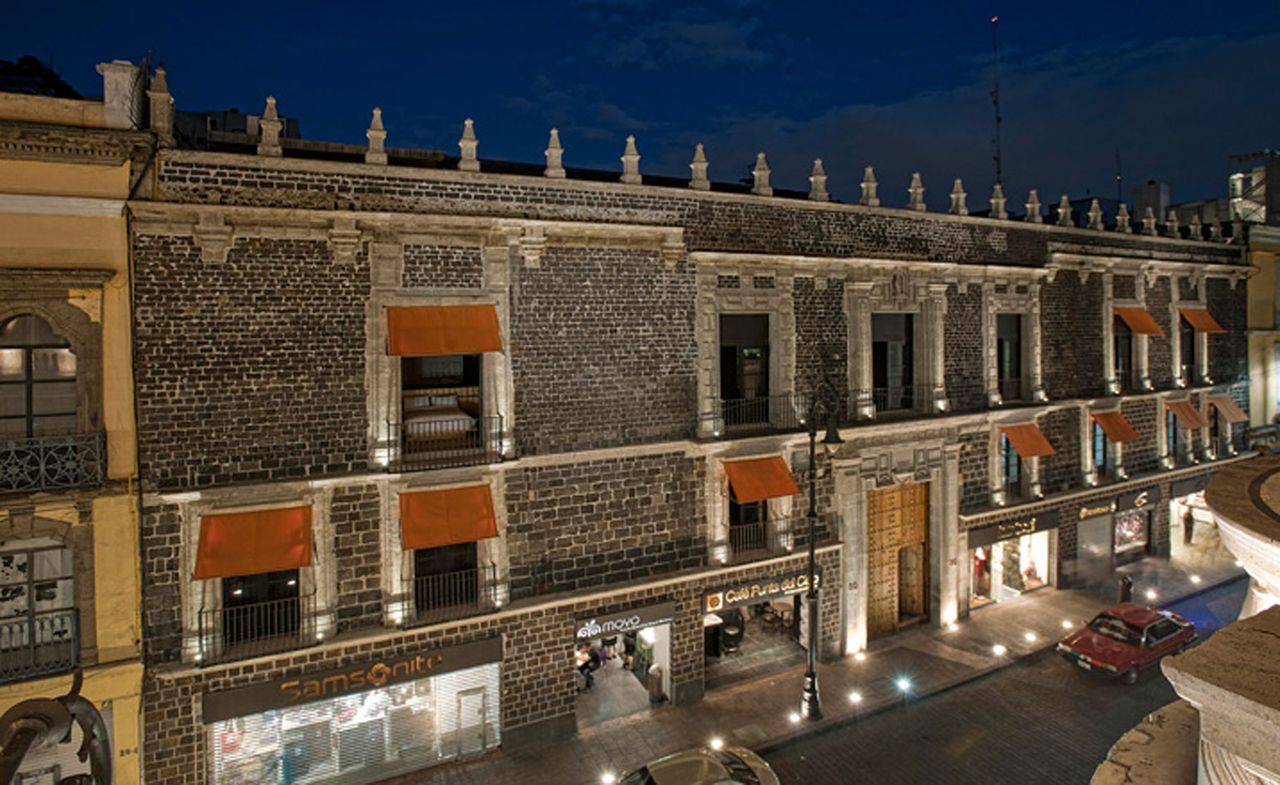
[0,59,151,783]
[126,73,1251,785]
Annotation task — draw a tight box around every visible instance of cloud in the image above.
[498,74,665,151]
[606,19,768,68]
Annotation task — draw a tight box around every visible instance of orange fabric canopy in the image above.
[1209,395,1248,423]
[1114,307,1165,336]
[1000,423,1056,458]
[1091,410,1139,443]
[1180,309,1226,334]
[400,484,498,551]
[723,456,800,504]
[194,505,313,580]
[387,305,502,356]
[1167,400,1209,430]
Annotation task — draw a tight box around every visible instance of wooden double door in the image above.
[867,482,930,639]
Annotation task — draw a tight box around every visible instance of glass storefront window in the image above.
[971,529,1051,606]
[1114,509,1149,554]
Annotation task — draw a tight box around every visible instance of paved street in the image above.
[764,576,1248,785]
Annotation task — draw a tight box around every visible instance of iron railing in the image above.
[0,433,104,495]
[998,378,1025,403]
[391,414,504,471]
[404,564,501,627]
[0,609,78,684]
[866,384,932,414]
[710,394,811,435]
[1250,424,1280,454]
[728,520,794,564]
[196,594,317,665]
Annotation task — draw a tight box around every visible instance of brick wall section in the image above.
[958,430,990,513]
[1146,277,1174,390]
[140,502,182,662]
[1121,398,1160,476]
[332,483,383,632]
[1113,275,1136,300]
[1041,271,1105,399]
[132,234,370,491]
[401,243,484,289]
[511,247,696,455]
[793,276,847,410]
[792,451,838,547]
[944,283,983,397]
[1178,276,1197,301]
[1207,278,1247,384]
[503,451,705,600]
[1039,407,1081,495]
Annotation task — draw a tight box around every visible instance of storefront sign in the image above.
[703,569,821,613]
[574,601,676,641]
[1077,500,1117,521]
[1171,473,1212,499]
[968,509,1062,548]
[201,636,503,723]
[1116,486,1161,512]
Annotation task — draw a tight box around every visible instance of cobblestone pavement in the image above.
[763,576,1248,785]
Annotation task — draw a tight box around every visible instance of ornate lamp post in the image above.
[801,370,844,721]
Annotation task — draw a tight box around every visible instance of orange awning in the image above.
[723,456,800,504]
[387,305,502,356]
[1000,423,1056,458]
[194,505,313,580]
[1091,410,1139,443]
[1209,395,1248,423]
[400,484,498,551]
[1180,309,1226,334]
[1114,307,1165,336]
[1167,400,1209,430]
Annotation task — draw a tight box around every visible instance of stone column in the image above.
[835,465,869,654]
[1102,273,1118,394]
[847,283,875,419]
[924,284,949,412]
[1028,282,1047,401]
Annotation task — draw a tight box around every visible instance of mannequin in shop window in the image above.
[1183,509,1195,546]
[1023,558,1042,589]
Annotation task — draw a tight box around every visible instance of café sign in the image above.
[703,569,821,613]
[968,509,1062,548]
[574,601,676,641]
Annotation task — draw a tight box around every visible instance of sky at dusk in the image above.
[5,1,1279,208]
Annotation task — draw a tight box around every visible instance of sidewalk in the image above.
[413,555,1245,785]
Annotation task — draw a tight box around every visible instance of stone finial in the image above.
[544,128,565,178]
[1087,198,1103,230]
[860,165,880,207]
[1025,189,1042,223]
[1115,202,1133,233]
[689,143,710,191]
[257,96,283,157]
[752,152,773,196]
[1166,209,1181,238]
[1141,206,1158,235]
[1210,222,1223,241]
[1189,214,1203,241]
[620,135,641,184]
[907,172,926,211]
[949,178,968,215]
[1056,194,1073,226]
[808,159,829,202]
[146,67,174,148]
[458,118,479,172]
[365,108,387,165]
[990,183,1008,219]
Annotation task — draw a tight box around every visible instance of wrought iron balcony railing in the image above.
[195,594,317,665]
[865,384,934,414]
[704,393,811,436]
[390,414,504,472]
[0,609,78,684]
[404,564,502,627]
[0,433,104,495]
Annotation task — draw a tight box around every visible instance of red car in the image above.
[1057,602,1197,684]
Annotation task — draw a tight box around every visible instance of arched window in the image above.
[0,315,77,439]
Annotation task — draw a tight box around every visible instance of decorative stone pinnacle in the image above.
[365,107,387,165]
[257,96,283,157]
[1056,194,1073,226]
[1025,190,1042,223]
[907,172,926,211]
[1141,207,1158,235]
[458,118,479,172]
[860,165,880,207]
[949,178,968,215]
[545,128,565,178]
[752,152,772,196]
[1189,214,1203,241]
[620,135,641,184]
[1166,209,1181,238]
[689,143,710,191]
[990,183,1008,219]
[151,67,169,93]
[808,159,829,202]
[1210,222,1223,240]
[147,67,174,148]
[1087,198,1103,230]
[1115,202,1133,233]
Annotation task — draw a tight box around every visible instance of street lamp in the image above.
[801,369,843,722]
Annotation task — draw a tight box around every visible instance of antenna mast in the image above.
[990,15,1003,185]
[1114,148,1122,204]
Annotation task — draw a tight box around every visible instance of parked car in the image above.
[615,745,780,785]
[1057,602,1197,684]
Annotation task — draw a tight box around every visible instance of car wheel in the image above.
[1123,667,1139,686]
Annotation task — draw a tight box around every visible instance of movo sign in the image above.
[201,636,503,723]
[574,601,676,641]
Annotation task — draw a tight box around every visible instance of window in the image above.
[0,547,76,681]
[1179,316,1196,384]
[719,314,771,427]
[996,314,1023,401]
[0,315,77,439]
[1113,317,1133,393]
[728,497,769,555]
[1000,433,1020,496]
[872,313,915,412]
[400,354,486,465]
[413,542,481,619]
[1166,409,1179,463]
[220,569,300,650]
[1209,406,1222,455]
[1114,510,1149,555]
[1146,618,1181,642]
[1092,422,1108,476]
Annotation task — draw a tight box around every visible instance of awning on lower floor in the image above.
[1000,423,1056,458]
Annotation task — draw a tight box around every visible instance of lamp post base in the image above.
[801,673,822,720]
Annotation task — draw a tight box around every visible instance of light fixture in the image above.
[853,651,866,662]
[788,712,801,724]
[194,651,203,663]
[1190,575,1202,585]
[287,579,297,587]
[1235,559,1244,568]
[895,677,911,693]
[316,632,325,641]
[231,588,243,597]
[709,737,724,751]
[1061,619,1074,630]
[992,644,1007,656]
[848,691,863,704]
[1144,589,1158,601]
[1024,631,1037,643]
[946,622,959,633]
[601,773,617,785]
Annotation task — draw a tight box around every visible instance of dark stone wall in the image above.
[794,276,847,410]
[1113,275,1136,300]
[1039,408,1081,495]
[1207,278,1247,384]
[1121,398,1161,476]
[1146,277,1174,390]
[944,283,983,399]
[402,244,484,288]
[1041,271,1105,400]
[959,430,990,513]
[332,483,383,632]
[140,502,182,662]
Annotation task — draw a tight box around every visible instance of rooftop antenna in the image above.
[1115,148,1122,205]
[990,15,1004,186]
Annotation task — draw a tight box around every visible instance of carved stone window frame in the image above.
[1104,271,1154,394]
[1083,399,1128,486]
[983,281,1046,406]
[1170,272,1210,388]
[704,452,796,564]
[989,413,1046,506]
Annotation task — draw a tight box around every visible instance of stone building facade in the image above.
[126,76,1251,784]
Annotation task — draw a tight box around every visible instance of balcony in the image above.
[705,393,811,437]
[727,520,795,564]
[0,433,104,495]
[195,594,318,665]
[403,564,502,627]
[865,384,933,416]
[390,414,504,472]
[0,609,78,684]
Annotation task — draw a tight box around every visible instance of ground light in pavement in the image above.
[946,622,959,632]
[1191,575,1202,584]
[709,737,724,751]
[853,651,866,662]
[1061,619,1075,629]
[600,773,616,785]
[895,677,911,693]
[788,712,801,724]
[1145,588,1158,600]
[1024,631,1037,642]
[992,643,1007,656]
[848,691,863,704]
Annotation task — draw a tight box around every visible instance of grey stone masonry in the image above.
[1039,407,1081,495]
[332,483,383,632]
[1146,275,1174,390]
[1121,398,1160,476]
[1206,278,1247,384]
[793,276,847,407]
[944,283,983,396]
[140,502,182,662]
[1041,270,1106,400]
[958,430,990,513]
[402,243,484,289]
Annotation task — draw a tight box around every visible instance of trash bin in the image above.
[1118,576,1133,603]
[647,665,665,703]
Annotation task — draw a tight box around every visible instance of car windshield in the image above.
[712,751,760,785]
[1087,614,1143,645]
[619,768,656,785]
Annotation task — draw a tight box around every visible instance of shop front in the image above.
[702,568,819,691]
[573,601,676,729]
[1113,486,1159,564]
[1168,474,1224,568]
[968,511,1059,608]
[203,637,502,785]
